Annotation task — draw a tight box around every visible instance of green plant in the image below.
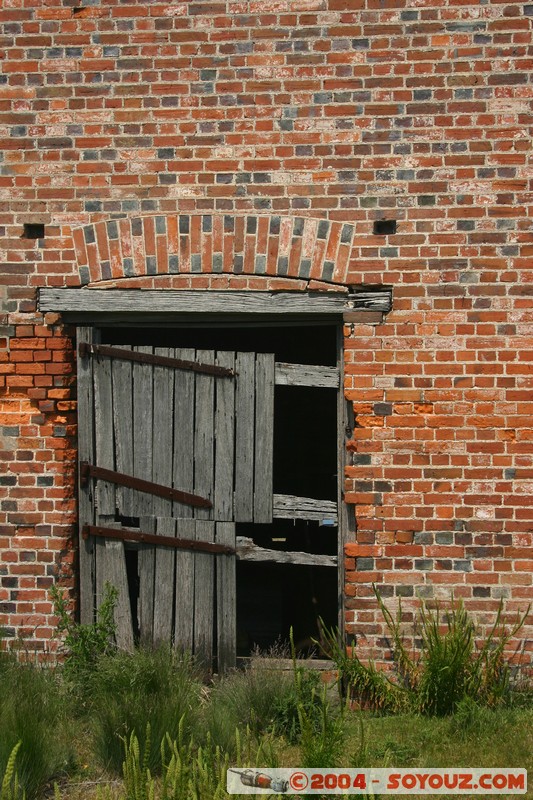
[0,659,74,799]
[297,675,344,769]
[319,588,530,716]
[201,644,323,753]
[89,646,201,775]
[50,582,118,683]
[0,743,24,800]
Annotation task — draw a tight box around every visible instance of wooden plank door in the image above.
[77,331,275,671]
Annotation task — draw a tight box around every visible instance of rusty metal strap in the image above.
[83,524,235,556]
[80,461,212,509]
[79,342,235,378]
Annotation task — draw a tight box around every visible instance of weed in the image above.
[0,659,74,799]
[0,743,24,800]
[88,647,201,776]
[319,588,529,716]
[50,583,118,685]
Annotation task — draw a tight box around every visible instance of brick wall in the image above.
[0,0,531,662]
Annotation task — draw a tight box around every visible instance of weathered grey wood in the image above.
[77,326,97,624]
[273,494,338,524]
[254,353,275,523]
[93,353,115,516]
[111,346,134,517]
[95,513,114,612]
[216,522,236,673]
[97,516,134,652]
[194,520,215,670]
[234,352,255,522]
[347,290,392,312]
[236,537,337,567]
[152,348,174,517]
[153,517,176,645]
[173,518,196,653]
[214,351,235,521]
[274,362,339,388]
[194,350,215,520]
[40,289,350,315]
[138,515,156,646]
[133,346,153,517]
[173,348,195,518]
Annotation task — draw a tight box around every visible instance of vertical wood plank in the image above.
[194,350,215,521]
[253,353,275,523]
[173,348,195,518]
[153,517,176,645]
[97,515,134,652]
[216,522,236,673]
[234,352,255,522]
[138,515,156,646]
[194,520,215,671]
[77,326,96,624]
[152,349,174,518]
[111,345,133,517]
[173,517,195,653]
[214,351,235,521]
[93,351,115,516]
[133,347,154,518]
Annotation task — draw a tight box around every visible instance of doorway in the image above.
[78,320,342,669]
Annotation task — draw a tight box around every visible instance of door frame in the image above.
[58,292,364,652]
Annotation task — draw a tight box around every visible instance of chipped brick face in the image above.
[0,0,532,661]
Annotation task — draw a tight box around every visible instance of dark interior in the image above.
[101,323,340,657]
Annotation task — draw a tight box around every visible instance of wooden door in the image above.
[77,326,341,671]
[77,328,274,671]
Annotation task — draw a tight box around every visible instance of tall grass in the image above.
[88,647,202,776]
[320,588,530,716]
[0,653,74,799]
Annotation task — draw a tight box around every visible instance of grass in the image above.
[0,593,530,799]
[1,665,531,799]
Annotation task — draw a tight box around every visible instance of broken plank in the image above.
[274,362,339,388]
[236,537,337,567]
[273,494,338,524]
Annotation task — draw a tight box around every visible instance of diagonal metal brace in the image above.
[80,461,212,509]
[78,342,235,378]
[83,524,234,556]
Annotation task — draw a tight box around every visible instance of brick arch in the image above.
[71,214,354,289]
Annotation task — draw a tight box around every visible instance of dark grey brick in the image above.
[317,220,330,239]
[2,426,19,437]
[255,254,266,274]
[146,256,156,275]
[356,557,374,571]
[352,454,371,465]
[169,255,180,273]
[202,216,212,233]
[123,258,134,277]
[179,216,189,234]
